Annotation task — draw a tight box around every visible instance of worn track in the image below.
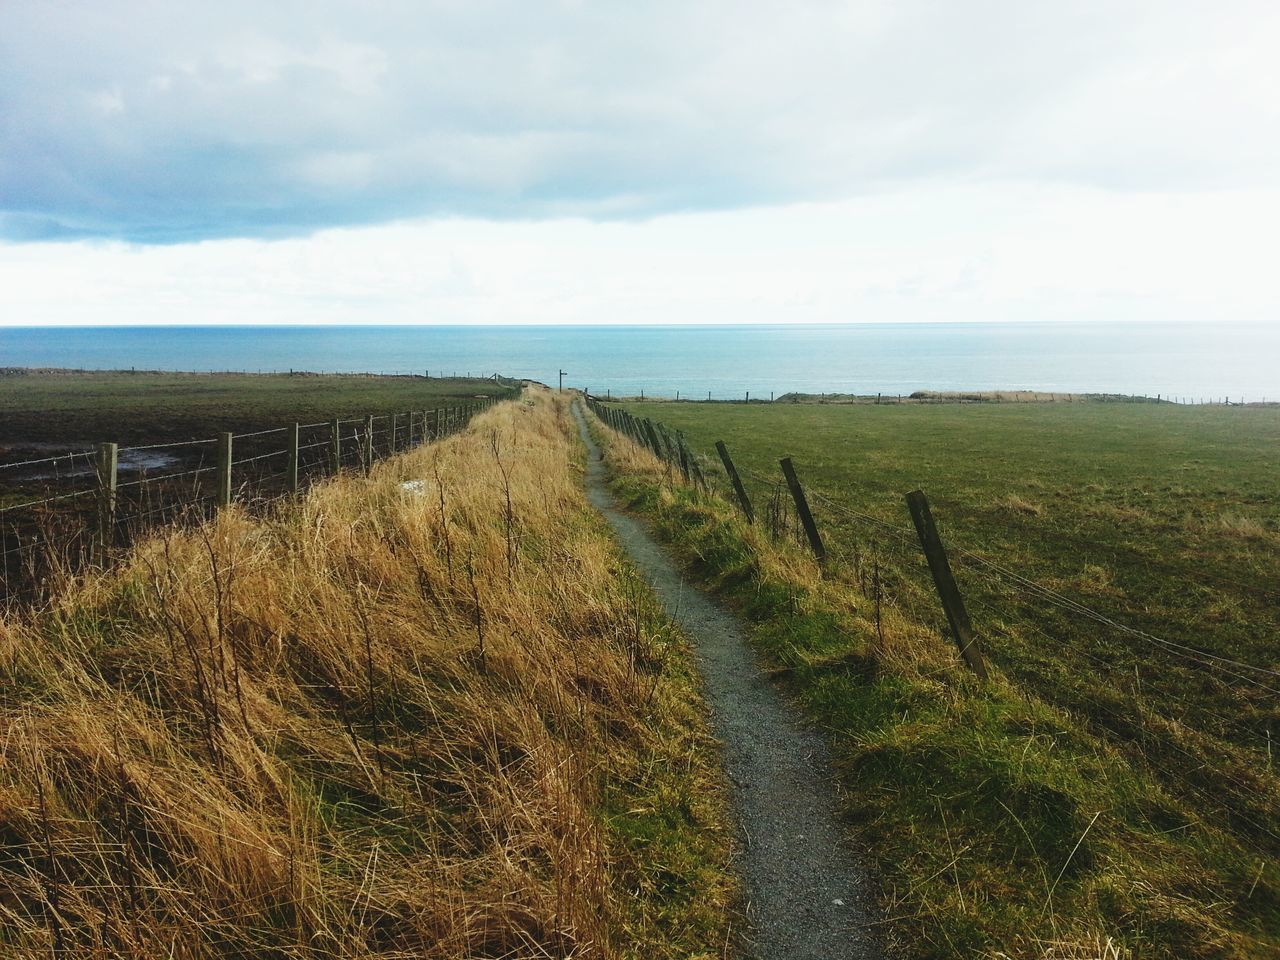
[572,401,882,959]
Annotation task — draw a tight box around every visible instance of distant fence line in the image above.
[1,369,525,386]
[584,387,1267,405]
[582,394,1280,859]
[1,401,498,605]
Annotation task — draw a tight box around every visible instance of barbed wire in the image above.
[231,449,288,467]
[0,451,95,472]
[118,438,217,453]
[0,488,97,513]
[115,465,217,489]
[233,427,288,440]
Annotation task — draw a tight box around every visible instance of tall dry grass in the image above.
[0,386,731,958]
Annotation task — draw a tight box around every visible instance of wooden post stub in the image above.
[363,415,374,473]
[95,441,118,564]
[329,419,341,473]
[676,433,691,483]
[287,422,300,494]
[905,490,989,679]
[715,440,754,524]
[642,419,664,460]
[779,457,826,565]
[216,432,233,507]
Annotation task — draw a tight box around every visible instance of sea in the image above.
[1,322,1276,402]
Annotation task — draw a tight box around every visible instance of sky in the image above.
[1,0,1278,326]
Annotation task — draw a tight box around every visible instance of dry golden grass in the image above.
[0,386,733,958]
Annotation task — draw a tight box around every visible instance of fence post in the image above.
[330,419,341,473]
[779,457,826,565]
[363,415,374,473]
[95,442,118,564]
[391,413,399,452]
[675,432,691,483]
[905,490,988,678]
[287,422,300,494]
[642,419,665,460]
[217,432,233,507]
[715,440,754,523]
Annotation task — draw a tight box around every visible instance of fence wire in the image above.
[0,400,496,604]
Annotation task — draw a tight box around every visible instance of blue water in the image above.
[1,323,1276,401]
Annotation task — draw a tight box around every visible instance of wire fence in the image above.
[0,402,496,607]
[584,395,1280,858]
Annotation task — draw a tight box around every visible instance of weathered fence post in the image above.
[675,433,691,483]
[363,415,374,473]
[287,422,300,494]
[216,432,233,507]
[391,413,399,452]
[95,442,118,564]
[329,419,341,473]
[715,440,754,523]
[905,490,988,678]
[779,457,826,565]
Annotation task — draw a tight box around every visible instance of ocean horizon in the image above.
[3,321,1276,402]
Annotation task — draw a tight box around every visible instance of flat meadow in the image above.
[611,396,1280,956]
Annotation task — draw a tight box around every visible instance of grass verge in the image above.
[0,386,734,958]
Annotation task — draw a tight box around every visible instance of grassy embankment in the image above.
[595,398,1280,958]
[0,386,735,958]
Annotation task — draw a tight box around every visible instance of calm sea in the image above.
[1,323,1276,401]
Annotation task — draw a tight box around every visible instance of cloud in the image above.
[2,0,1278,242]
[4,185,1278,326]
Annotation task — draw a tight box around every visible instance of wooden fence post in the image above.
[287,422,300,494]
[363,415,374,473]
[330,419,341,473]
[715,440,754,523]
[391,413,399,452]
[95,442,118,564]
[905,490,988,678]
[779,457,826,565]
[642,419,665,460]
[217,432,233,507]
[675,432,691,483]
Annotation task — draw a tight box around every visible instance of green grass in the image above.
[603,399,1280,958]
[0,369,518,446]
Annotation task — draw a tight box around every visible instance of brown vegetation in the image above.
[0,387,733,958]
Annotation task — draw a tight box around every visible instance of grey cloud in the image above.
[1,0,1276,242]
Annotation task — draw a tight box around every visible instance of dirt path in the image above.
[572,402,882,959]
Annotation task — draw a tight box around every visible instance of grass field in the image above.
[603,398,1280,957]
[0,369,518,448]
[0,371,522,602]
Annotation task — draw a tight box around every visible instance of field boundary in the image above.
[1,398,500,605]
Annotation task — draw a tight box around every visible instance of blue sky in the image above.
[2,1,1278,324]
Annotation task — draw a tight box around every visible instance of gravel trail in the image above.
[572,401,882,960]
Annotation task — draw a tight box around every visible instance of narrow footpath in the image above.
[572,402,882,959]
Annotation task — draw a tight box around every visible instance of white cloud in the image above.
[2,1,1279,239]
[1,1,1276,328]
[3,184,1277,326]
